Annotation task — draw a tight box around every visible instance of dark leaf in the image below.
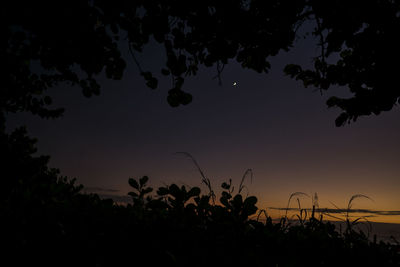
[142,187,153,195]
[188,187,200,198]
[221,182,230,190]
[128,178,139,189]
[139,176,149,187]
[161,68,170,75]
[244,196,257,207]
[157,187,169,196]
[169,184,180,197]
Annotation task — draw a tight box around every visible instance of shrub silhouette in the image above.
[2,131,399,266]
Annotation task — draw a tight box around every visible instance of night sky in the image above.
[7,25,400,223]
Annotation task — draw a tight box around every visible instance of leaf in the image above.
[175,76,184,89]
[139,176,149,187]
[326,96,340,108]
[199,195,210,206]
[221,182,230,190]
[244,196,257,207]
[335,112,349,127]
[232,194,243,208]
[157,187,169,196]
[188,187,200,197]
[141,72,158,89]
[167,89,180,107]
[221,191,231,200]
[161,68,170,75]
[180,91,192,105]
[168,184,180,197]
[142,187,153,195]
[146,77,158,89]
[128,178,139,190]
[180,185,187,194]
[220,196,230,207]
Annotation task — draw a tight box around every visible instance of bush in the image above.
[2,131,399,266]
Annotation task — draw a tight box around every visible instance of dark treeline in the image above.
[1,130,399,266]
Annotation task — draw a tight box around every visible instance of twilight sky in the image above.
[7,25,400,223]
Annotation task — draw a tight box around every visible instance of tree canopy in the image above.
[2,0,400,126]
[3,2,400,265]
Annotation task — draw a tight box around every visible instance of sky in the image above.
[7,25,400,224]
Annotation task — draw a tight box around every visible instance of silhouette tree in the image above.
[2,0,400,127]
[285,0,400,126]
[3,3,400,265]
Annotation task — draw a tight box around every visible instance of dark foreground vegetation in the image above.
[2,128,399,267]
[3,1,400,266]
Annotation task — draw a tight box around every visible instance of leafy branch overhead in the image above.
[3,0,400,126]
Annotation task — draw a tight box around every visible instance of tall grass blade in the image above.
[238,168,253,194]
[346,194,373,221]
[176,152,216,204]
[285,192,309,219]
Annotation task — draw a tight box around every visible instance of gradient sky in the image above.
[7,25,400,223]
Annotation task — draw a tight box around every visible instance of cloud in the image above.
[268,207,400,216]
[84,186,121,193]
[97,193,132,204]
[83,187,131,205]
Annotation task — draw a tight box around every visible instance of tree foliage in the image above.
[285,0,400,126]
[3,3,400,265]
[3,0,400,126]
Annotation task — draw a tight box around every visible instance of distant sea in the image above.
[330,221,400,244]
[265,218,400,244]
